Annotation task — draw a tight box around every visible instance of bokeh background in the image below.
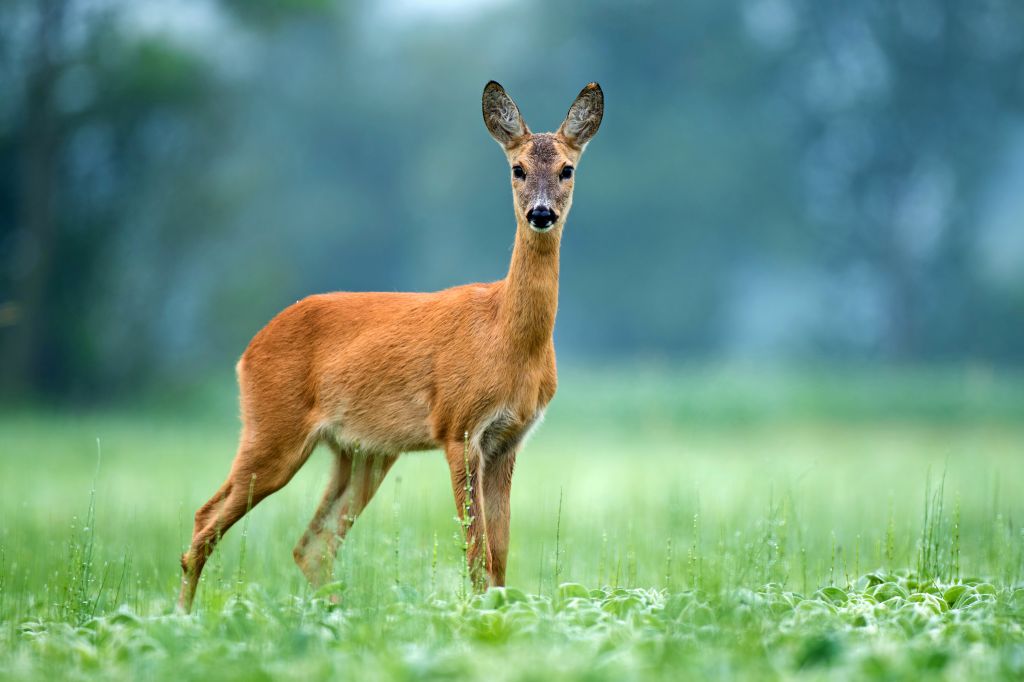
[2,0,1023,403]
[2,5,1024,678]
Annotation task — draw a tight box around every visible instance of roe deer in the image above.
[178,81,604,612]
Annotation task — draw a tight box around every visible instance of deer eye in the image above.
[512,165,526,179]
[559,165,574,180]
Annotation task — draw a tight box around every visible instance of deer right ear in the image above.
[558,82,604,150]
[482,81,529,148]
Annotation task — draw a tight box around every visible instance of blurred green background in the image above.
[2,0,1024,402]
[3,6,1024,677]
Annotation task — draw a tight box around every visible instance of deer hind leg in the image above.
[292,444,354,587]
[178,427,316,613]
[293,447,398,590]
[190,479,231,538]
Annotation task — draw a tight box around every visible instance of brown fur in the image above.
[177,82,603,612]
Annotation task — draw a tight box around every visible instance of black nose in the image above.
[526,206,557,229]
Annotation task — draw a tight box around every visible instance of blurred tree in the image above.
[1,0,66,396]
[781,0,1024,359]
[0,0,221,397]
[1,0,1022,403]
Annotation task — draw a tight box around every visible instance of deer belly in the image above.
[322,389,437,454]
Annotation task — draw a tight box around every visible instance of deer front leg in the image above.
[444,439,488,591]
[481,449,516,587]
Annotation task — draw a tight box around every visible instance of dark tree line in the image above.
[1,0,1022,401]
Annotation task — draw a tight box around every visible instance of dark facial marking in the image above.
[527,135,560,166]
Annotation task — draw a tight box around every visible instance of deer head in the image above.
[483,81,604,233]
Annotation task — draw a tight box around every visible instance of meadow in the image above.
[1,366,1022,680]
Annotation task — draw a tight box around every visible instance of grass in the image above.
[1,366,1023,680]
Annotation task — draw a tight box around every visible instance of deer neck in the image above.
[499,222,561,356]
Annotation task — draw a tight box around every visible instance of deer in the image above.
[178,81,604,612]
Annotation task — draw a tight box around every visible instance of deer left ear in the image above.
[483,81,530,148]
[558,82,603,150]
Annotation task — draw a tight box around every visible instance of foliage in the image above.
[6,577,1024,681]
[1,372,1022,679]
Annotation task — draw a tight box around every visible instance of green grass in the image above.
[1,367,1023,680]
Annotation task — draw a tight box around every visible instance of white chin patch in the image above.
[529,223,555,233]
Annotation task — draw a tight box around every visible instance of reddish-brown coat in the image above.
[178,82,602,612]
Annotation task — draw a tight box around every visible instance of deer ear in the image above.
[482,81,529,148]
[558,82,604,150]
